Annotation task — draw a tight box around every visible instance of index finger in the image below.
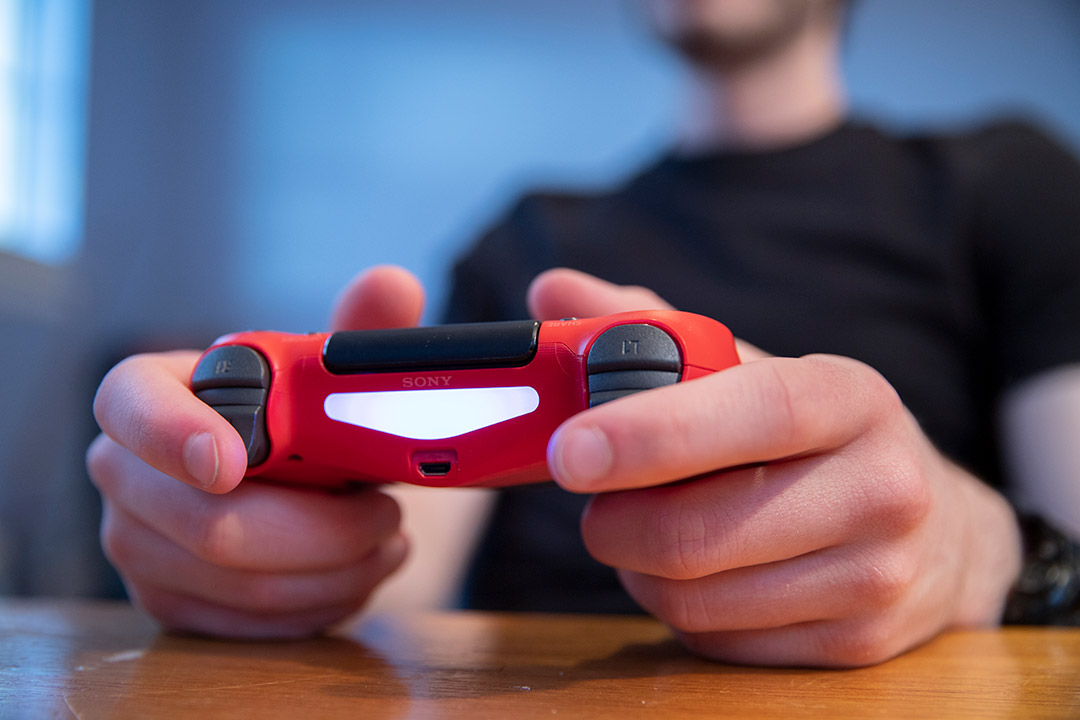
[92,350,250,493]
[548,354,903,493]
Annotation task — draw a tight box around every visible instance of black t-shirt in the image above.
[444,119,1080,613]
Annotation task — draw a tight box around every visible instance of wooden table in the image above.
[2,600,1079,719]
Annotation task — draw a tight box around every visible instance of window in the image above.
[0,0,91,264]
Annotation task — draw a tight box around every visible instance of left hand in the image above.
[529,268,1023,667]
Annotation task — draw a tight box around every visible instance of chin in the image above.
[644,0,835,69]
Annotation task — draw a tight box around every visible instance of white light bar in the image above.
[323,386,541,440]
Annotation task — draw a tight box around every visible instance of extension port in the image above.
[413,450,457,481]
[418,462,452,477]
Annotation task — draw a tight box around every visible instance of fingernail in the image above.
[551,425,612,490]
[183,432,219,490]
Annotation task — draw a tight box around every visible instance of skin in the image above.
[88,266,423,638]
[90,265,1023,665]
[531,269,1021,667]
[647,0,841,70]
[644,0,849,152]
[87,0,1077,664]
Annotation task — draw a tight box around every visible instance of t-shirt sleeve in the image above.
[971,121,1080,385]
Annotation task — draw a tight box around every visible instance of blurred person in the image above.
[88,0,1080,666]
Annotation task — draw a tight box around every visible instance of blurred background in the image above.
[1,0,1079,598]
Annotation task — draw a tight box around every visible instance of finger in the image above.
[126,582,377,640]
[133,586,366,639]
[528,267,768,362]
[672,616,916,668]
[526,268,674,320]
[580,460,842,579]
[581,448,926,580]
[548,354,906,493]
[103,502,407,617]
[91,352,250,493]
[330,264,426,332]
[90,435,403,572]
[616,541,909,635]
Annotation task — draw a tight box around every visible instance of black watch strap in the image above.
[1002,514,1080,625]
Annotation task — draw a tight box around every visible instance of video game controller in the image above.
[190,310,740,488]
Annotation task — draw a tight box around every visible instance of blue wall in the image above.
[80,0,1080,336]
[848,0,1080,138]
[225,1,679,329]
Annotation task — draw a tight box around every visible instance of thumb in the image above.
[330,265,426,331]
[526,268,673,321]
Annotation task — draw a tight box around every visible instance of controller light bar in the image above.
[324,386,541,440]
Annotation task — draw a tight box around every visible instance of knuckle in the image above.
[130,585,197,634]
[94,354,176,457]
[821,618,903,667]
[94,356,143,434]
[653,584,718,634]
[126,584,168,620]
[123,399,162,460]
[365,490,404,539]
[858,363,905,416]
[850,551,917,609]
[751,361,802,450]
[648,502,723,580]
[833,355,902,412]
[809,354,905,427]
[235,575,293,614]
[85,435,115,489]
[91,360,122,428]
[624,284,671,309]
[837,362,932,535]
[190,504,246,568]
[861,452,932,534]
[99,508,130,570]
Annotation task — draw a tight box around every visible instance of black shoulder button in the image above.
[191,346,270,390]
[586,324,681,374]
[586,324,683,407]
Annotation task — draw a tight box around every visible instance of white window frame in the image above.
[0,0,91,265]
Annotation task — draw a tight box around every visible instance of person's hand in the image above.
[87,266,424,638]
[530,268,1023,667]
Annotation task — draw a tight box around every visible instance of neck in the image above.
[676,23,848,154]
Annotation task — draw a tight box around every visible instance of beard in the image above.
[652,0,838,71]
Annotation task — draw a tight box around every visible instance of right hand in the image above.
[87,266,425,638]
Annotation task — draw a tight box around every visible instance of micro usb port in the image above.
[418,461,452,477]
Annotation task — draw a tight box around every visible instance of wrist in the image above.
[952,471,1024,627]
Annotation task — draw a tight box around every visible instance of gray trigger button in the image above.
[586,324,682,408]
[213,405,270,467]
[191,346,271,466]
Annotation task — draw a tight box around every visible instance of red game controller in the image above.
[190,310,740,488]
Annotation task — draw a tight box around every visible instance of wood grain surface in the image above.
[2,600,1079,719]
